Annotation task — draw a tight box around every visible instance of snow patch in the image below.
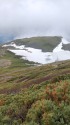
[53,42,63,52]
[53,38,70,52]
[62,38,70,44]
[2,43,25,49]
[2,38,70,64]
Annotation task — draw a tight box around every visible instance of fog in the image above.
[0,0,70,42]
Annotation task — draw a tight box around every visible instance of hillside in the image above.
[8,36,62,52]
[2,36,70,64]
[0,36,70,125]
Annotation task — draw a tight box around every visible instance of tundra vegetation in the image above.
[0,42,70,125]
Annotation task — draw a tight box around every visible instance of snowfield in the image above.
[3,38,70,64]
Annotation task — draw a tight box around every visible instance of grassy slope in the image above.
[9,36,62,52]
[62,44,70,51]
[0,46,70,124]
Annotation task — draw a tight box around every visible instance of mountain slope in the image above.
[0,58,70,125]
[5,36,62,52]
[0,36,70,125]
[2,36,70,64]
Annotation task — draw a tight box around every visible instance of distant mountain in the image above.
[5,36,62,52]
[2,36,70,64]
[0,35,15,44]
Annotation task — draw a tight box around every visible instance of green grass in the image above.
[62,44,70,51]
[0,49,36,72]
[0,57,70,93]
[9,36,62,52]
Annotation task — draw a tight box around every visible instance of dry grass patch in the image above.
[0,59,11,67]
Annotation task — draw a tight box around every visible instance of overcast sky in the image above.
[0,0,70,42]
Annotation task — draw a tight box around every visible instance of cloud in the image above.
[0,0,70,42]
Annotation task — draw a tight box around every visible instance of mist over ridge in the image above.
[0,0,70,42]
